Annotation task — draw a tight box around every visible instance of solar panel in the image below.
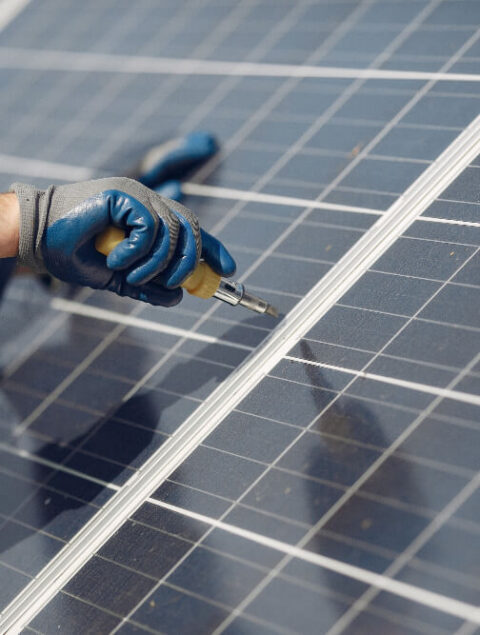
[0,0,479,633]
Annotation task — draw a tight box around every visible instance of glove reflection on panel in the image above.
[11,177,235,307]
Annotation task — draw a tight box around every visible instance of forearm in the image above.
[0,192,20,258]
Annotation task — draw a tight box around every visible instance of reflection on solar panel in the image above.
[0,0,479,633]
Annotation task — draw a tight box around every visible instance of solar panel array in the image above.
[0,0,479,633]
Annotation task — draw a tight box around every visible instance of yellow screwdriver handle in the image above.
[95,226,221,299]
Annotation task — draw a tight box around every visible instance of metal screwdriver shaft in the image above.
[214,278,279,317]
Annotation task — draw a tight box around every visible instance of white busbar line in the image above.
[182,182,480,229]
[285,356,480,407]
[1,440,479,627]
[1,47,480,83]
[2,113,479,635]
[0,151,476,230]
[52,298,480,409]
[50,298,254,352]
[147,499,480,626]
[0,153,95,181]
[182,182,383,216]
[1,113,478,633]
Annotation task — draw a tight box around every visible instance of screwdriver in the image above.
[96,227,279,318]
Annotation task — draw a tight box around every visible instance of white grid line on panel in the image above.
[1,104,478,635]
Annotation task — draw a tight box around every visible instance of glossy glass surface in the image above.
[0,0,478,633]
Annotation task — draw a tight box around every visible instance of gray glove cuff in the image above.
[10,182,52,272]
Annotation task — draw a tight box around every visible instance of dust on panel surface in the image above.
[0,0,479,633]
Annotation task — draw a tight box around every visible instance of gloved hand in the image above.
[12,177,236,306]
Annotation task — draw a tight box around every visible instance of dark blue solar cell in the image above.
[147,356,232,400]
[216,215,289,251]
[312,395,416,448]
[203,527,284,569]
[271,358,351,392]
[427,0,480,25]
[345,375,435,410]
[276,153,353,188]
[81,419,166,469]
[441,166,480,204]
[3,0,480,630]
[432,398,479,427]
[132,503,208,544]
[223,505,306,546]
[453,252,480,285]
[247,576,348,635]
[278,432,381,487]
[305,530,392,574]
[0,386,40,429]
[346,610,431,635]
[98,520,191,580]
[366,355,456,388]
[323,495,429,553]
[64,556,156,617]
[0,564,30,610]
[112,388,198,436]
[169,445,265,500]
[8,354,72,395]
[417,525,480,579]
[0,471,39,517]
[273,91,340,119]
[403,95,480,128]
[116,623,152,635]
[205,410,299,463]
[405,218,480,246]
[341,158,425,195]
[288,338,373,370]
[454,489,480,524]
[245,255,330,295]
[307,305,406,352]
[223,616,281,635]
[30,401,100,441]
[422,199,480,223]
[283,558,367,601]
[325,186,396,211]
[243,468,342,525]
[130,584,229,635]
[152,480,230,519]
[419,284,480,328]
[91,341,161,382]
[341,271,441,315]
[384,320,480,368]
[238,375,337,427]
[279,222,362,261]
[0,520,63,577]
[360,455,468,512]
[61,371,131,413]
[14,487,98,541]
[167,547,264,608]
[30,592,120,634]
[335,92,412,123]
[371,575,465,634]
[307,121,383,154]
[398,417,480,473]
[396,27,472,57]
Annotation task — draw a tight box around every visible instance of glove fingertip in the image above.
[218,249,236,277]
[106,243,131,270]
[200,229,236,277]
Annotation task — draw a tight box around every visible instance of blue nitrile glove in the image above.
[11,177,235,307]
[137,131,218,189]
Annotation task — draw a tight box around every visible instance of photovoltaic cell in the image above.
[0,0,478,633]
